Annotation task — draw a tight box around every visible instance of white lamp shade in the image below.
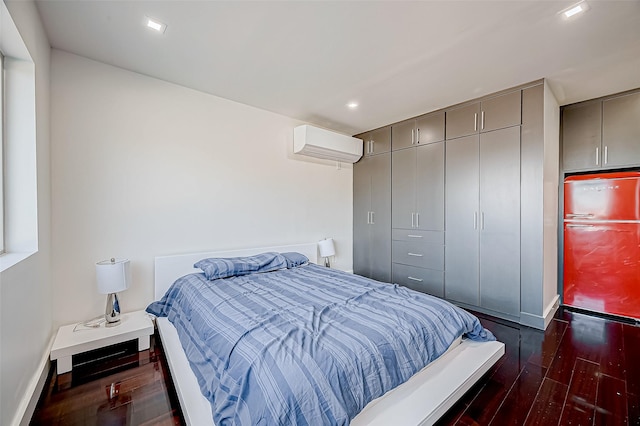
[96,258,131,294]
[318,238,336,258]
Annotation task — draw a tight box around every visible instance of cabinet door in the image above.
[603,92,640,168]
[392,120,415,151]
[416,111,445,145]
[479,127,521,316]
[353,157,373,276]
[562,102,602,171]
[416,142,444,231]
[368,127,392,156]
[392,148,416,229]
[446,103,480,140]
[480,91,522,133]
[369,153,392,282]
[445,135,480,305]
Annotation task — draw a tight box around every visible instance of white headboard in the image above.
[153,243,318,300]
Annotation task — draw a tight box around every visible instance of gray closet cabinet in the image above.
[359,127,392,157]
[446,91,521,140]
[391,142,445,231]
[392,112,445,151]
[602,91,640,167]
[353,153,391,282]
[561,101,601,171]
[391,140,445,298]
[562,90,640,171]
[445,126,521,316]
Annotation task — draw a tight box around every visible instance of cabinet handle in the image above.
[367,211,370,224]
[474,212,478,230]
[411,129,415,145]
[371,140,375,154]
[604,146,608,164]
[416,213,420,228]
[481,212,485,230]
[474,113,478,132]
[407,234,423,238]
[411,212,415,228]
[407,276,423,282]
[407,253,423,257]
[595,147,599,165]
[371,211,375,224]
[566,224,595,228]
[416,128,420,143]
[481,111,485,130]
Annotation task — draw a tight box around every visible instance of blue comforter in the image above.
[147,264,494,425]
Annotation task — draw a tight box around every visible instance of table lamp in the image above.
[318,238,336,268]
[96,258,131,327]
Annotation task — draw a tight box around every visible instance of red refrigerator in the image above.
[563,171,640,320]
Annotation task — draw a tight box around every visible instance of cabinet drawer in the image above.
[392,264,444,298]
[392,229,444,244]
[392,240,444,269]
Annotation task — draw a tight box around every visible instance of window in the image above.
[0,3,38,270]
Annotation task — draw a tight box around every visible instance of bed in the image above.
[150,243,504,425]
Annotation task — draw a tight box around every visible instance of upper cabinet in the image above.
[359,127,391,156]
[562,90,640,171]
[392,111,445,151]
[602,92,640,168]
[446,90,522,139]
[562,101,602,171]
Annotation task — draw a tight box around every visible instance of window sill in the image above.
[0,251,37,272]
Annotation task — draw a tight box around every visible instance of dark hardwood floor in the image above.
[31,307,640,425]
[437,307,640,426]
[30,333,184,425]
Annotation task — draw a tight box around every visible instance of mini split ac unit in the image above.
[293,125,363,163]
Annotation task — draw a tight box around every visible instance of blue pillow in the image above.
[281,252,309,268]
[194,252,288,280]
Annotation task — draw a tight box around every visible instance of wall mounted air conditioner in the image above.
[293,125,363,164]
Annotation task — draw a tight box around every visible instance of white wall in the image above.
[0,1,52,425]
[51,50,353,326]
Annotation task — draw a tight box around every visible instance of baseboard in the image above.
[543,294,561,328]
[12,335,54,426]
[519,294,560,330]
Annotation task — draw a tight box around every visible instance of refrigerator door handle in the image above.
[566,213,595,218]
[566,224,595,228]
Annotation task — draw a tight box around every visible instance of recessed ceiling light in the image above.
[347,102,359,109]
[561,1,590,18]
[146,17,167,33]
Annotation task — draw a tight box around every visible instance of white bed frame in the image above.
[153,243,505,426]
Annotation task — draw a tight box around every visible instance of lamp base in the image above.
[105,292,122,327]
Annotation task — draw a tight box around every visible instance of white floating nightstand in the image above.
[50,310,154,374]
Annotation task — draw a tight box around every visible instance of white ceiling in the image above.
[35,0,640,135]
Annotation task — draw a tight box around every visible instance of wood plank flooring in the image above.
[30,333,183,425]
[31,307,640,425]
[437,308,640,426]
